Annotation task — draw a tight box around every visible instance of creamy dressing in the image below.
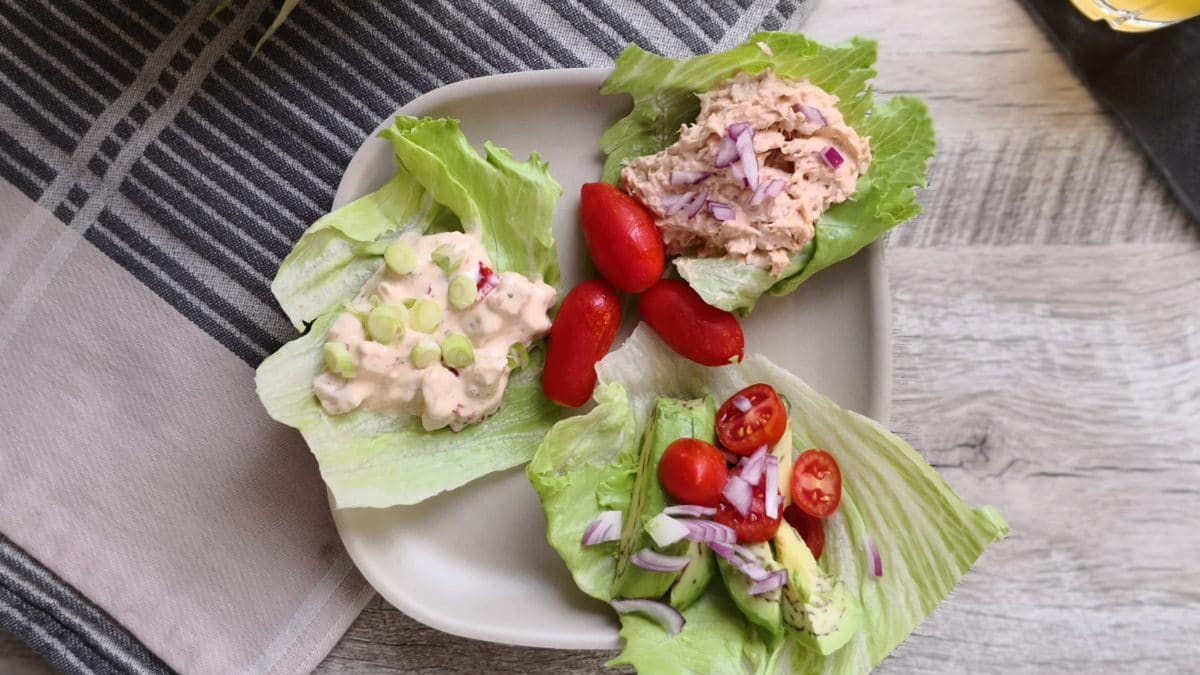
[313,231,556,431]
[620,70,872,276]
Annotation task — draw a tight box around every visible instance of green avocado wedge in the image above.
[716,541,784,638]
[771,427,863,655]
[612,396,717,599]
[668,540,715,611]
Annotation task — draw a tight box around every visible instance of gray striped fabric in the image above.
[0,0,810,672]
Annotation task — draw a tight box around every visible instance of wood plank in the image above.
[893,127,1196,247]
[878,242,1200,674]
[0,630,54,675]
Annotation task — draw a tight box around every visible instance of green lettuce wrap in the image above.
[528,326,1007,674]
[600,32,936,313]
[256,116,564,508]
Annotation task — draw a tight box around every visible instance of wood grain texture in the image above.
[879,243,1200,674]
[0,630,54,675]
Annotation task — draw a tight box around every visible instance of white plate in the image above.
[329,68,891,650]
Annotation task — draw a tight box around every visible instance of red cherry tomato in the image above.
[657,438,729,507]
[542,279,621,407]
[638,279,744,367]
[714,483,781,543]
[783,504,826,560]
[790,449,842,519]
[716,384,788,456]
[580,183,665,293]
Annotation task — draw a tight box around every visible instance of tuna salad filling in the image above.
[313,231,556,432]
[620,69,872,275]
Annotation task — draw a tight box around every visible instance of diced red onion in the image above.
[646,513,690,547]
[727,122,751,139]
[711,541,760,562]
[737,560,769,581]
[708,542,770,581]
[664,191,694,216]
[730,395,751,413]
[713,135,739,168]
[477,267,500,302]
[707,200,735,222]
[631,548,692,572]
[736,131,759,190]
[866,536,883,577]
[748,569,788,595]
[750,178,786,207]
[610,599,685,635]
[663,504,717,518]
[581,511,622,546]
[764,456,781,519]
[739,446,769,486]
[794,103,827,127]
[708,541,735,559]
[722,475,752,517]
[821,146,845,169]
[681,519,736,543]
[671,170,711,185]
[683,189,708,218]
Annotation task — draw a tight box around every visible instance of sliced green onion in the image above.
[410,299,443,333]
[384,241,417,275]
[368,294,382,307]
[441,333,475,368]
[366,304,406,343]
[448,275,476,309]
[431,244,461,273]
[410,338,441,369]
[322,342,356,378]
[506,342,529,370]
[402,298,417,309]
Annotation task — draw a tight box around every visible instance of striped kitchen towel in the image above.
[0,1,812,673]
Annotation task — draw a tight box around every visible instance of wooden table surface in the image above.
[4,0,1198,672]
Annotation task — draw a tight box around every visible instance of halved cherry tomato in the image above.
[542,279,621,407]
[580,183,665,293]
[714,483,781,543]
[783,504,826,560]
[638,279,744,367]
[658,438,728,507]
[790,449,842,519]
[716,384,787,456]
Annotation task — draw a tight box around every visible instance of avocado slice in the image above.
[715,541,784,636]
[668,540,714,610]
[770,427,863,655]
[611,396,716,599]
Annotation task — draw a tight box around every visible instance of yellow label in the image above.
[1071,0,1200,30]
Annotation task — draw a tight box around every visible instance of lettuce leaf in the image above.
[529,326,1007,673]
[526,383,641,601]
[600,33,935,313]
[256,116,563,508]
